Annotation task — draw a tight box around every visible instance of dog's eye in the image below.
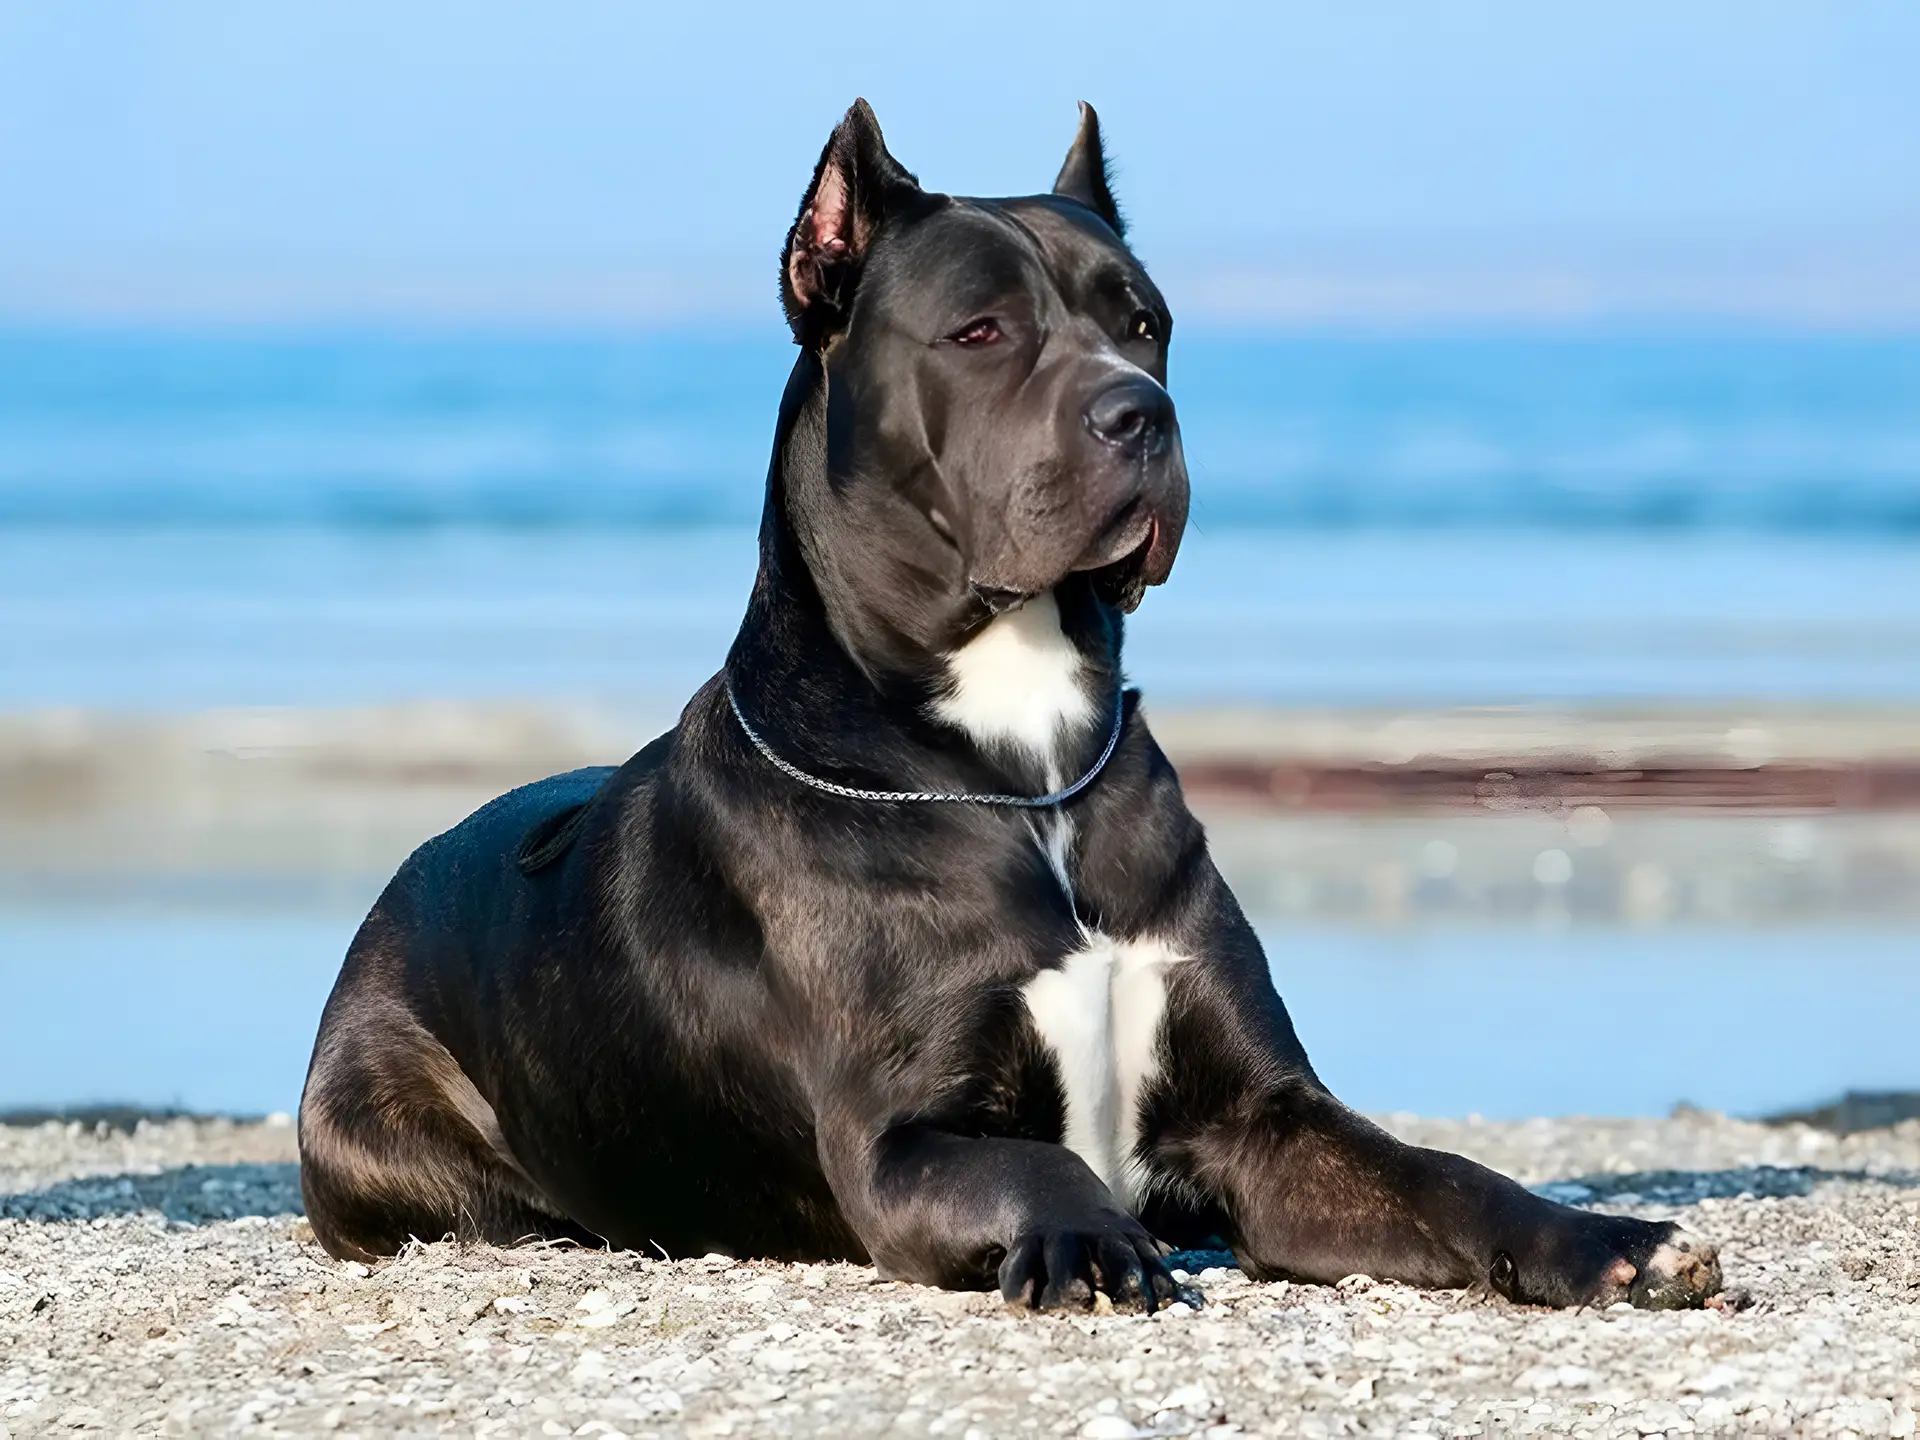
[949,318,1003,347]
[1127,310,1159,344]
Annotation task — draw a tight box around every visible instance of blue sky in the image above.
[2,1,1916,324]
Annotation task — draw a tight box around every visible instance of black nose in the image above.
[1083,377,1173,457]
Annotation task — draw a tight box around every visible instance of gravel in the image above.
[2,1111,1917,1437]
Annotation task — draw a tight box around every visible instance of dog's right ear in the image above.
[782,99,921,345]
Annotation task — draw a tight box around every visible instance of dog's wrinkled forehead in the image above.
[780,99,1161,353]
[867,196,1163,340]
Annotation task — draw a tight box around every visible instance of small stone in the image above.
[1157,1383,1211,1414]
[1080,1417,1144,1439]
[573,1290,634,1328]
[570,1351,611,1384]
[1680,1365,1741,1395]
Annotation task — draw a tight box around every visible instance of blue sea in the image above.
[1,329,1917,709]
[6,330,1920,534]
[1,329,1916,1118]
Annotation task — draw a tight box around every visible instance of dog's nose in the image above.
[1083,377,1173,457]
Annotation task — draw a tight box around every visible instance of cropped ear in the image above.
[781,99,922,344]
[1052,101,1124,238]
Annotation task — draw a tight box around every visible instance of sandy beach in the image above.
[3,1111,1917,1437]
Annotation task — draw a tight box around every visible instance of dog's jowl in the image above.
[299,101,1721,1312]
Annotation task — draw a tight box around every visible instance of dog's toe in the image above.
[998,1222,1202,1315]
[1630,1227,1722,1310]
[1517,1211,1724,1309]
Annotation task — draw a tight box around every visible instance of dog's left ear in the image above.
[1052,101,1124,238]
[782,99,922,345]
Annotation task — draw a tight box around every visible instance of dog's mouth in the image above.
[968,498,1180,618]
[1086,522,1155,613]
[1077,498,1173,614]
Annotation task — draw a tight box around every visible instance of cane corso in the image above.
[300,101,1721,1313]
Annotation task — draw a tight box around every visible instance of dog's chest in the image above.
[936,591,1174,1210]
[933,590,1093,785]
[1019,923,1178,1212]
[1012,801,1179,1215]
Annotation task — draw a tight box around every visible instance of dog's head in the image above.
[779,100,1188,635]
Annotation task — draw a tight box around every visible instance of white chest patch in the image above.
[934,590,1092,776]
[1022,933,1183,1211]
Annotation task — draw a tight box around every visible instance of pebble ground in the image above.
[2,1111,1917,1437]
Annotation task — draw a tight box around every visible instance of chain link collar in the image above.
[724,678,1125,808]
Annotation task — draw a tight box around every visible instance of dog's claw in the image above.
[998,1222,1195,1316]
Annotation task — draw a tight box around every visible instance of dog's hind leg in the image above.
[298,993,594,1261]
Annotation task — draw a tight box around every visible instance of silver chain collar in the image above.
[724,678,1126,808]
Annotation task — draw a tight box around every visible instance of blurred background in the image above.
[2,2,1916,1122]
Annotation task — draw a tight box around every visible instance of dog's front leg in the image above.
[1164,1067,1717,1307]
[1142,896,1721,1309]
[816,1117,1199,1312]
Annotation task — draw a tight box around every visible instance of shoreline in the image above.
[6,701,1917,926]
[11,1091,1920,1138]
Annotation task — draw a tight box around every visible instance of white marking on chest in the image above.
[1022,933,1182,1211]
[934,590,1092,778]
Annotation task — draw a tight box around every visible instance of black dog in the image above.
[300,101,1720,1313]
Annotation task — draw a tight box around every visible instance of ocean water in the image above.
[1,329,1917,707]
[5,330,1919,533]
[2,329,1916,1119]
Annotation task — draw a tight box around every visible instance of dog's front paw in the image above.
[998,1217,1201,1314]
[1604,1223,1722,1310]
[1495,1212,1721,1310]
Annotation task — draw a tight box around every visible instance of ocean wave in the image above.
[3,331,1917,535]
[2,480,1919,533]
